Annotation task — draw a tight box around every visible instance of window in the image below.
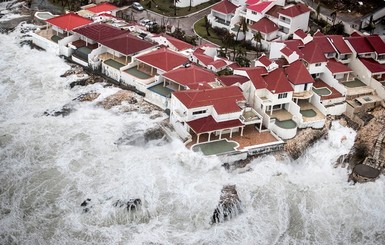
[192,110,207,115]
[278,93,288,99]
[315,63,322,67]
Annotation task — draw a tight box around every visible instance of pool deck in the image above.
[187,125,280,150]
[297,101,325,122]
[313,79,344,100]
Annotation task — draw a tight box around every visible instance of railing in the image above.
[293,90,313,99]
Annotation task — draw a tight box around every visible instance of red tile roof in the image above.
[86,3,118,13]
[163,34,194,51]
[360,58,385,74]
[280,46,294,57]
[258,55,273,67]
[301,42,327,64]
[74,22,126,43]
[237,67,268,89]
[326,59,352,74]
[278,3,310,17]
[100,33,156,56]
[245,0,260,4]
[282,39,304,57]
[264,68,293,93]
[313,35,336,54]
[346,36,374,54]
[162,65,216,87]
[247,1,274,13]
[266,5,283,18]
[294,29,307,39]
[212,0,237,14]
[218,75,250,86]
[173,86,244,114]
[136,47,188,72]
[46,13,92,31]
[328,35,352,54]
[250,17,278,34]
[366,35,385,55]
[209,59,227,69]
[187,115,243,134]
[285,60,314,85]
[193,48,214,66]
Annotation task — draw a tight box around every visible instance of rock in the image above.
[113,198,142,211]
[69,75,104,88]
[127,198,141,211]
[61,64,84,78]
[97,90,136,109]
[44,104,74,117]
[81,198,91,207]
[144,126,165,142]
[75,92,100,102]
[211,185,242,224]
[81,198,92,213]
[285,126,328,160]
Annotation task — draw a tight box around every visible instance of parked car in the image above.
[139,18,151,26]
[145,21,158,29]
[131,2,144,11]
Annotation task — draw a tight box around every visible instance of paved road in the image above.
[127,7,212,36]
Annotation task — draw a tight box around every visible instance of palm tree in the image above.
[241,18,248,41]
[221,31,235,58]
[316,3,321,20]
[253,31,263,56]
[204,15,210,37]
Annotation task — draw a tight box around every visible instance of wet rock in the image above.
[81,198,91,207]
[127,198,141,211]
[113,198,142,211]
[75,92,100,102]
[61,64,84,78]
[211,185,242,224]
[144,126,165,142]
[81,198,92,213]
[285,125,329,160]
[44,104,74,117]
[97,90,136,109]
[69,75,105,88]
[116,125,167,146]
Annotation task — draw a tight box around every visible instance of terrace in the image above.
[313,79,344,100]
[342,78,374,99]
[36,26,64,43]
[297,100,325,123]
[240,107,263,126]
[187,125,280,150]
[99,52,131,66]
[147,83,173,98]
[124,66,153,80]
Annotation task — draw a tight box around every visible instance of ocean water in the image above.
[1,17,385,245]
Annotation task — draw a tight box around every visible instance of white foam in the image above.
[0,20,385,244]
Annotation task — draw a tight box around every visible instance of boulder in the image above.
[285,126,328,160]
[144,126,165,142]
[75,92,100,102]
[44,104,74,117]
[113,198,142,211]
[98,90,137,109]
[69,75,104,88]
[211,185,242,224]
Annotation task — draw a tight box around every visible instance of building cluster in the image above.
[31,1,385,156]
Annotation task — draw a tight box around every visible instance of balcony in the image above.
[239,107,262,125]
[292,90,313,99]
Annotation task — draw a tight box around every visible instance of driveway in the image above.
[126,7,212,36]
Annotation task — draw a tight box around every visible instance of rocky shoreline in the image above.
[3,0,384,184]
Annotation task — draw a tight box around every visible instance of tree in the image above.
[240,17,248,41]
[204,15,211,37]
[316,3,321,20]
[221,31,235,58]
[253,31,263,56]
